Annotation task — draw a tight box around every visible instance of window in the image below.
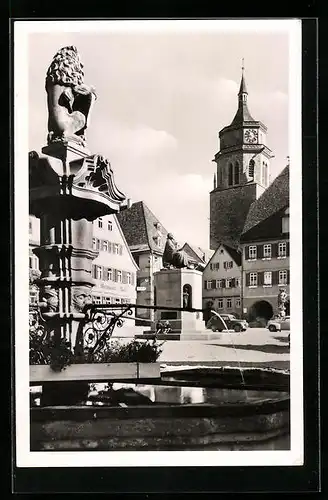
[226,278,231,288]
[249,159,255,179]
[205,280,212,290]
[235,277,241,288]
[210,262,220,271]
[127,272,132,285]
[215,280,221,288]
[223,261,233,270]
[263,244,272,258]
[218,298,223,309]
[92,238,99,250]
[93,296,101,304]
[279,270,288,285]
[102,240,108,252]
[113,243,119,254]
[154,236,162,248]
[248,246,257,260]
[107,268,113,281]
[236,298,241,308]
[262,162,268,185]
[278,242,287,257]
[115,298,121,304]
[234,162,240,185]
[249,273,258,287]
[264,271,272,285]
[227,298,232,309]
[95,266,103,280]
[103,296,112,304]
[117,270,122,283]
[282,216,289,234]
[119,245,123,255]
[107,221,113,231]
[98,218,103,229]
[228,163,233,186]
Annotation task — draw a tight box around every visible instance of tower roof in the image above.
[238,73,248,95]
[230,68,256,126]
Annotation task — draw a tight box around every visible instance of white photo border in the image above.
[14,18,303,468]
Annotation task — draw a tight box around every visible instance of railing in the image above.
[29,303,208,367]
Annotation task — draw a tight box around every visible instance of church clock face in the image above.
[244,129,258,144]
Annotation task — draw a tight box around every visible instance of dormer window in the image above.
[154,222,161,231]
[154,236,162,248]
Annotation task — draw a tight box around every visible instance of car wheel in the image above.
[268,325,277,332]
[234,324,241,332]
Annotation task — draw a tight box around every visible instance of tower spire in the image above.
[238,58,248,97]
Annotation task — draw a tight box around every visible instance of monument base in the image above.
[153,268,206,334]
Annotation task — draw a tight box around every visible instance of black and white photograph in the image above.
[14,19,303,468]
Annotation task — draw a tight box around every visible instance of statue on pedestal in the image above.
[278,288,288,318]
[163,233,191,269]
[45,45,97,146]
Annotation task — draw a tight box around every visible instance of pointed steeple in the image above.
[238,58,248,97]
[230,59,255,125]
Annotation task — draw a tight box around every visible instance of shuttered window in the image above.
[248,246,257,259]
[264,271,272,285]
[258,271,264,286]
[249,273,257,286]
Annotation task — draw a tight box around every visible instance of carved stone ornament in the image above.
[45,46,97,147]
[39,285,59,312]
[29,151,126,220]
[71,286,93,313]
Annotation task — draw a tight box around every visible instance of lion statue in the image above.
[45,46,97,146]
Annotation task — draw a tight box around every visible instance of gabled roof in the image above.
[223,243,241,266]
[242,165,289,236]
[116,201,168,254]
[182,243,214,265]
[113,215,139,270]
[205,242,241,269]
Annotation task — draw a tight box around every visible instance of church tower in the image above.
[210,64,273,250]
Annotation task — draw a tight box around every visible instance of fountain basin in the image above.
[30,383,290,451]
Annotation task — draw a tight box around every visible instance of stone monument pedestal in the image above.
[153,268,206,336]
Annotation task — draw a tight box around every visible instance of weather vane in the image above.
[242,57,245,73]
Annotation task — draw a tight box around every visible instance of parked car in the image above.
[267,316,290,332]
[207,312,248,333]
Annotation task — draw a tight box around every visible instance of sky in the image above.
[27,23,291,248]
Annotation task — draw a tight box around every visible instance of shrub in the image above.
[88,339,163,364]
[30,334,163,370]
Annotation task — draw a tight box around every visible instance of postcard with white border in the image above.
[14,19,303,469]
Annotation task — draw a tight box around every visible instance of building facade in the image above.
[209,69,273,250]
[28,213,138,307]
[91,215,138,305]
[202,243,242,317]
[29,215,40,305]
[117,201,168,324]
[240,166,290,323]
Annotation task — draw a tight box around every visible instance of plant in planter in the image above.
[86,339,163,364]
